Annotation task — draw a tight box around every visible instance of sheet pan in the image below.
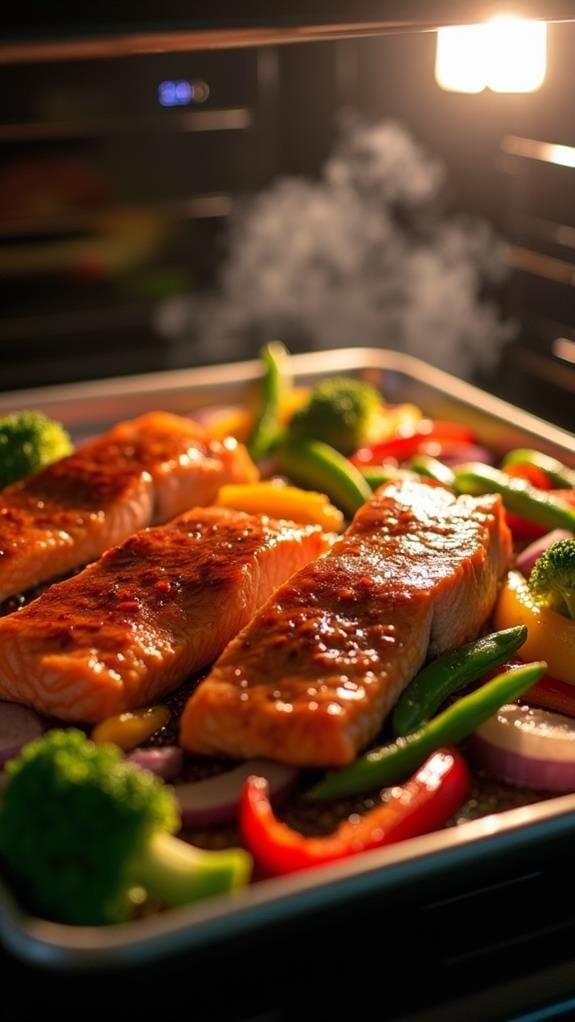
[0,347,573,971]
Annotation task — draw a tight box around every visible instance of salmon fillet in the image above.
[0,507,327,722]
[181,479,512,766]
[0,411,257,603]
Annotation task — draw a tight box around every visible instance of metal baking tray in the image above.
[0,346,574,972]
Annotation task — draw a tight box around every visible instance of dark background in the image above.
[0,25,573,427]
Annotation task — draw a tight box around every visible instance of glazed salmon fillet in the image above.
[0,411,257,603]
[0,507,327,722]
[181,479,512,767]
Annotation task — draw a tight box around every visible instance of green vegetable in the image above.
[409,454,455,488]
[454,463,575,533]
[529,539,575,620]
[0,730,251,925]
[247,341,288,462]
[392,625,528,737]
[502,449,575,489]
[0,410,73,489]
[288,376,383,455]
[278,439,372,518]
[361,465,416,490]
[307,661,546,801]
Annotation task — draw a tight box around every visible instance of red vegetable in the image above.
[127,746,183,781]
[176,759,298,827]
[240,748,470,877]
[351,421,475,467]
[515,529,573,578]
[0,703,44,768]
[523,674,575,719]
[504,463,552,490]
[503,464,552,539]
[471,703,575,792]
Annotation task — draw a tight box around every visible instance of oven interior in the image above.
[0,12,574,1018]
[0,16,573,432]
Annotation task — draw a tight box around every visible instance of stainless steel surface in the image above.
[0,346,573,970]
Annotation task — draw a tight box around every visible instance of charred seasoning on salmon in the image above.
[0,411,257,603]
[181,479,512,767]
[0,507,327,722]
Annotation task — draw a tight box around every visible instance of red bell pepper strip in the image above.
[240,748,470,877]
[351,421,476,467]
[503,464,552,540]
[504,463,552,490]
[523,673,575,719]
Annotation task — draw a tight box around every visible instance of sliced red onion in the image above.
[176,759,298,827]
[471,703,575,791]
[0,703,44,768]
[435,444,495,467]
[127,746,183,781]
[515,529,572,578]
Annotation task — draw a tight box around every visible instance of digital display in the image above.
[158,80,194,107]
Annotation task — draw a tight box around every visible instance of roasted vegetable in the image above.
[91,705,170,751]
[0,410,72,489]
[409,454,456,487]
[360,465,417,490]
[288,376,383,455]
[308,662,546,801]
[351,421,475,467]
[454,463,575,534]
[529,539,575,619]
[241,749,470,876]
[494,571,575,685]
[216,480,344,531]
[502,449,575,489]
[0,730,251,925]
[278,439,372,518]
[247,341,288,462]
[392,625,528,737]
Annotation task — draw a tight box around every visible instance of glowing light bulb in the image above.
[434,24,489,93]
[486,17,547,93]
[435,18,547,95]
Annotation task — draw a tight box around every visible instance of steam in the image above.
[186,117,512,375]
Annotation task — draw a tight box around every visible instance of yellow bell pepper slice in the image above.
[216,481,344,532]
[493,570,575,685]
[206,389,310,443]
[92,705,170,751]
[378,403,424,441]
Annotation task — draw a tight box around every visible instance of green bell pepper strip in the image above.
[454,463,575,533]
[392,625,527,737]
[360,465,417,490]
[409,454,456,487]
[278,439,372,518]
[501,449,575,490]
[307,661,546,802]
[247,341,289,462]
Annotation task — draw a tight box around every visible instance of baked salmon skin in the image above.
[0,507,328,722]
[0,410,257,603]
[181,478,512,767]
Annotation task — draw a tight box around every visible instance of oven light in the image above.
[487,18,547,93]
[435,24,489,93]
[435,18,547,94]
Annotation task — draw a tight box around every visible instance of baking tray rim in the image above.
[0,347,573,458]
[0,346,574,969]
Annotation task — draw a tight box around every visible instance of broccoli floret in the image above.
[529,539,575,619]
[0,410,73,489]
[0,730,251,925]
[287,377,383,455]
